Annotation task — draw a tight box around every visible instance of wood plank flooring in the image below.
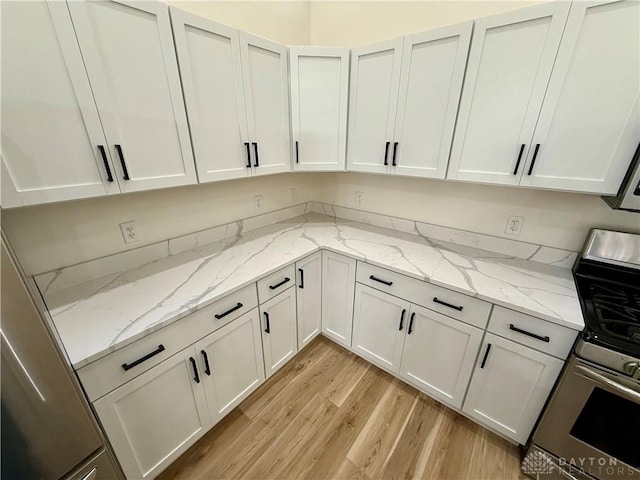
[158,336,527,480]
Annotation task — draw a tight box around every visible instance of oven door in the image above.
[535,356,640,480]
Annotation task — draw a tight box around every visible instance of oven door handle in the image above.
[575,365,640,403]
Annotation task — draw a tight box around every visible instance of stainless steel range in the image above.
[525,229,640,480]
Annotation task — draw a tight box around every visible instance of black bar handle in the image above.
[245,142,251,168]
[634,178,640,196]
[122,344,165,371]
[392,142,399,166]
[527,144,540,175]
[408,312,415,335]
[201,349,211,376]
[480,343,492,369]
[398,308,406,331]
[214,302,243,320]
[295,141,299,164]
[433,297,463,312]
[513,144,525,175]
[115,144,130,180]
[269,277,291,290]
[369,275,392,286]
[383,141,390,166]
[264,311,270,334]
[98,145,114,182]
[509,324,550,343]
[298,268,304,289]
[252,142,259,167]
[189,356,200,383]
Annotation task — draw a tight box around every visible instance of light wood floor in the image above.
[158,336,527,480]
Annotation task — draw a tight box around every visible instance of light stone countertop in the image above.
[40,213,584,369]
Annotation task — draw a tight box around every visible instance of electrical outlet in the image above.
[119,221,139,244]
[355,191,364,208]
[254,195,263,211]
[505,215,524,236]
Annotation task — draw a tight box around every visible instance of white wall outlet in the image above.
[254,194,263,211]
[355,191,364,208]
[505,215,524,236]
[119,221,139,244]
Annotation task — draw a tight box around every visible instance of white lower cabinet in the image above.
[93,346,211,480]
[352,284,409,373]
[296,252,322,348]
[462,332,564,444]
[195,309,265,424]
[260,288,298,378]
[399,304,483,409]
[321,251,356,347]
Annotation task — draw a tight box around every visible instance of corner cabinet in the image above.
[296,252,323,348]
[289,47,350,171]
[321,251,356,348]
[260,288,298,378]
[347,22,472,179]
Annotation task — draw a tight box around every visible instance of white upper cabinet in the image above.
[240,32,291,176]
[67,0,197,193]
[393,22,472,178]
[170,9,251,183]
[1,1,119,207]
[521,0,640,194]
[347,38,404,174]
[448,3,571,186]
[290,47,350,172]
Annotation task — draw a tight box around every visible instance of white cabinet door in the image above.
[448,3,570,185]
[260,288,298,378]
[521,0,640,194]
[195,309,265,425]
[352,284,409,374]
[296,252,322,348]
[347,38,403,174]
[399,304,482,409]
[67,0,196,193]
[1,1,119,207]
[240,32,291,176]
[290,47,349,172]
[321,251,356,348]
[463,333,563,444]
[392,22,472,179]
[94,346,210,480]
[170,8,251,183]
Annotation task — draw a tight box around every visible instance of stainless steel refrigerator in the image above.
[1,238,123,480]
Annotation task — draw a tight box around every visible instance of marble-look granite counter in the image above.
[38,212,584,369]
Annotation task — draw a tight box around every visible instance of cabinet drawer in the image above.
[257,264,296,304]
[78,284,258,401]
[488,306,577,359]
[356,262,491,329]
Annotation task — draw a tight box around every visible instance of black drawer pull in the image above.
[383,141,390,166]
[527,144,540,175]
[214,302,243,319]
[513,144,525,175]
[252,142,259,167]
[369,275,392,286]
[295,141,299,164]
[201,350,211,376]
[298,268,304,289]
[509,324,550,343]
[398,309,406,331]
[189,356,200,384]
[408,312,415,334]
[264,311,270,334]
[244,142,251,168]
[98,145,113,182]
[433,297,463,312]
[121,344,165,371]
[269,277,291,290]
[392,142,399,166]
[115,144,130,180]
[480,343,492,369]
